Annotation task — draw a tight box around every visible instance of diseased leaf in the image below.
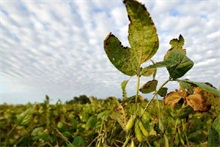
[104,0,159,76]
[170,34,185,50]
[111,103,127,131]
[104,33,137,76]
[164,35,194,79]
[186,93,210,112]
[178,80,220,107]
[139,80,158,94]
[163,91,182,107]
[164,87,212,112]
[124,0,159,65]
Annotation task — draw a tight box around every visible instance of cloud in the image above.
[1,0,219,104]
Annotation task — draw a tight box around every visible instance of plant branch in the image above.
[141,77,171,117]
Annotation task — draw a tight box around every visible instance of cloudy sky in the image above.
[1,0,219,104]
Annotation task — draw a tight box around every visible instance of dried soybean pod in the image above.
[125,115,136,131]
[138,119,149,137]
[135,119,143,142]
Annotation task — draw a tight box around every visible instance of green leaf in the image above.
[178,80,194,94]
[140,60,176,77]
[121,79,130,100]
[164,35,193,79]
[208,127,220,147]
[188,130,206,143]
[70,116,77,130]
[141,112,152,125]
[31,127,44,136]
[40,133,53,142]
[140,67,156,77]
[165,50,194,79]
[121,80,129,92]
[125,0,159,64]
[195,82,220,97]
[17,108,35,126]
[213,116,220,133]
[158,87,168,97]
[176,105,194,119]
[86,116,97,130]
[72,136,86,147]
[181,80,220,97]
[139,80,158,94]
[149,60,177,68]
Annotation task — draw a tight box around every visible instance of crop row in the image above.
[1,95,219,146]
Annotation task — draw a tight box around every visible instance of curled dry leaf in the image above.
[164,91,182,107]
[164,87,213,112]
[186,93,210,112]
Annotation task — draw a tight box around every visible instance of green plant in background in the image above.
[104,0,220,146]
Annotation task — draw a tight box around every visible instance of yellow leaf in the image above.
[164,91,182,107]
[186,93,210,112]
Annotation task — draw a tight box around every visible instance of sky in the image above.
[0,0,219,104]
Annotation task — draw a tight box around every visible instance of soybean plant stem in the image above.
[141,77,171,117]
[135,75,141,112]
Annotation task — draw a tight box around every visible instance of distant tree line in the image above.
[65,95,91,104]
[65,95,151,105]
